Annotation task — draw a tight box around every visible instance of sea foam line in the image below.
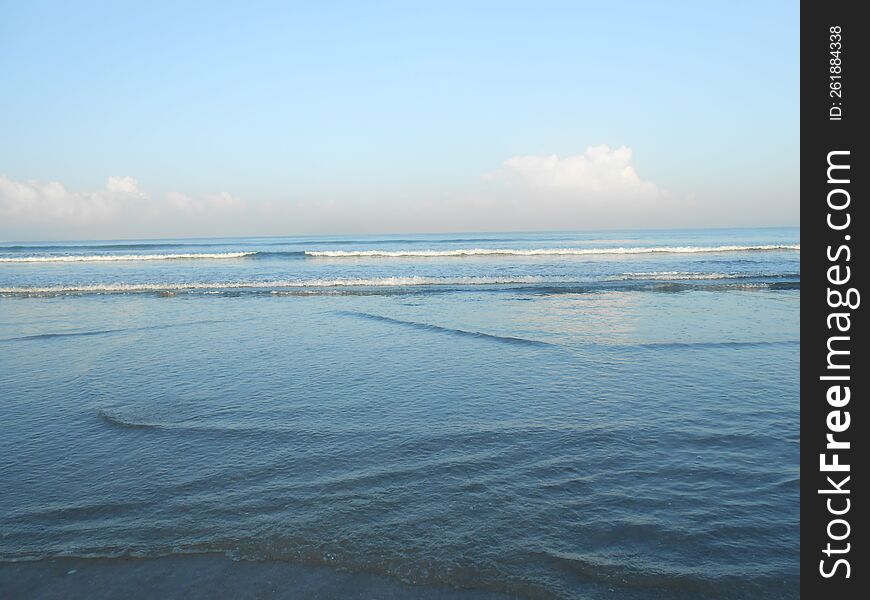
[0,276,550,294]
[0,272,799,295]
[620,271,744,281]
[304,244,800,257]
[0,252,256,263]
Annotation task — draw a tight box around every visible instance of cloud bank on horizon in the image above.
[1,145,695,239]
[0,175,245,238]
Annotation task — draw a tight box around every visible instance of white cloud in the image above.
[104,176,149,198]
[449,144,692,230]
[489,144,659,198]
[0,175,148,224]
[0,174,249,238]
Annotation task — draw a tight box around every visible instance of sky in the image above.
[0,0,799,240]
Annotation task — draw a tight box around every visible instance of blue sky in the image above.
[0,1,798,239]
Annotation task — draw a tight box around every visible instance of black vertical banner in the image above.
[802,2,866,597]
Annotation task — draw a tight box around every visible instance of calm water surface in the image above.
[0,228,800,598]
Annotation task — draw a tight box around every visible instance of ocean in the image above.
[0,228,800,599]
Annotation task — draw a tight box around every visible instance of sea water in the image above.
[0,228,800,598]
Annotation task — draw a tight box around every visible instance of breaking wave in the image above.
[618,271,798,281]
[305,244,800,258]
[0,272,800,296]
[0,252,256,263]
[0,245,800,263]
[0,276,548,294]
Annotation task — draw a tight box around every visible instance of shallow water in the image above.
[0,228,799,598]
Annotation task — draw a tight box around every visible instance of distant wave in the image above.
[305,244,800,258]
[0,242,231,252]
[0,252,256,263]
[248,251,307,259]
[0,244,800,263]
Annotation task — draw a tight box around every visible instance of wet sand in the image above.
[0,555,519,600]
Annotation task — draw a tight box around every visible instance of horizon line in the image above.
[0,224,801,245]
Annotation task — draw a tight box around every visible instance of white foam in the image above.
[0,252,256,263]
[0,272,801,295]
[620,271,739,280]
[0,275,552,294]
[304,245,800,258]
